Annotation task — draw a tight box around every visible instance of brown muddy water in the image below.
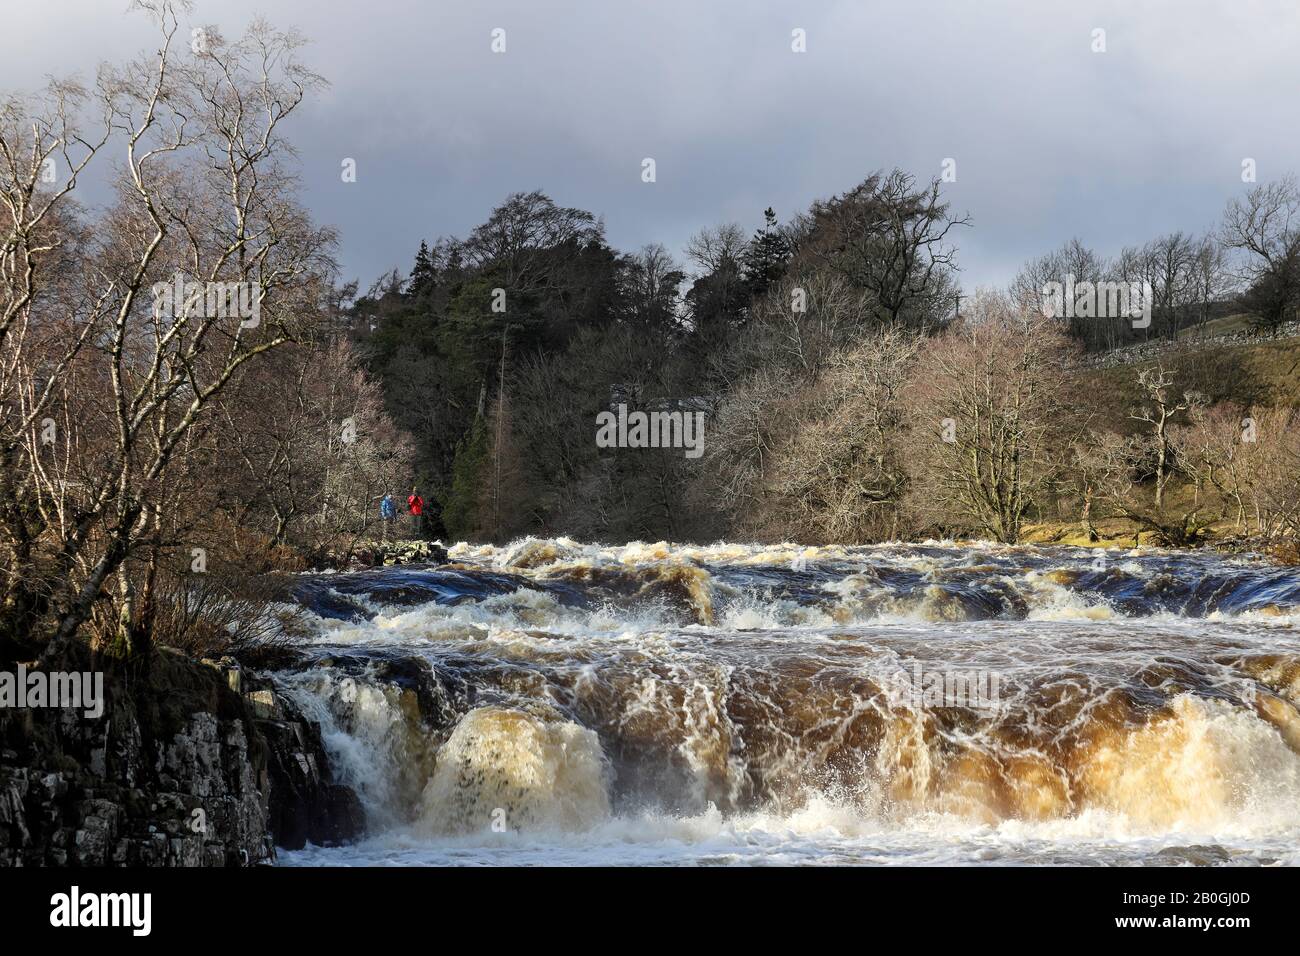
[277,539,1300,866]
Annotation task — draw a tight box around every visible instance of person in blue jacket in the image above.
[379,493,397,538]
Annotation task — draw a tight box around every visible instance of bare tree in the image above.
[1147,232,1199,340]
[1075,365,1206,547]
[462,190,603,295]
[1130,364,1198,511]
[0,2,337,661]
[1175,404,1300,539]
[1188,235,1231,333]
[1015,238,1115,349]
[622,243,684,336]
[215,337,411,556]
[765,327,920,541]
[1220,176,1300,330]
[902,291,1077,543]
[809,169,969,331]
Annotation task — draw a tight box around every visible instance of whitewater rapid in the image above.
[275,539,1300,866]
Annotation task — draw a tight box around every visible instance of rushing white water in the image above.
[277,539,1300,866]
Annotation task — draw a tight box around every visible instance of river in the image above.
[274,539,1300,866]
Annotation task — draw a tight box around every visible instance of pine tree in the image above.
[742,207,792,299]
[408,240,436,298]
[441,414,490,539]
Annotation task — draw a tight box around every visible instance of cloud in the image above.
[5,0,1297,290]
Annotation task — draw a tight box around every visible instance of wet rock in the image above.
[344,539,449,570]
[257,710,364,850]
[1,645,364,866]
[310,652,472,733]
[208,663,365,851]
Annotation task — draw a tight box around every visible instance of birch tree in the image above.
[0,1,335,661]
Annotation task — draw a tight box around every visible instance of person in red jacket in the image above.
[407,487,424,536]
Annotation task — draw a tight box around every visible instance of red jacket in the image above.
[408,495,424,516]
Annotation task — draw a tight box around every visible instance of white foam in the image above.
[279,539,1300,866]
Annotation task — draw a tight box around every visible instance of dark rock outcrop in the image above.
[306,539,450,571]
[228,664,365,850]
[0,645,363,866]
[353,540,449,568]
[258,717,364,850]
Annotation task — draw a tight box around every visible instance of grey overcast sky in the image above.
[4,0,1299,293]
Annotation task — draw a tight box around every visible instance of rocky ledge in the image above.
[0,642,362,866]
[310,539,450,570]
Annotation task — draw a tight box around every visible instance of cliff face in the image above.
[0,644,362,866]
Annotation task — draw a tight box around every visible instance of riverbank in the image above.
[1021,517,1300,563]
[0,638,362,866]
[309,539,449,571]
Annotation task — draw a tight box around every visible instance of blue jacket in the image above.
[379,495,397,519]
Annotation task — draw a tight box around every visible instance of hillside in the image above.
[1071,334,1300,432]
[1017,335,1300,551]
